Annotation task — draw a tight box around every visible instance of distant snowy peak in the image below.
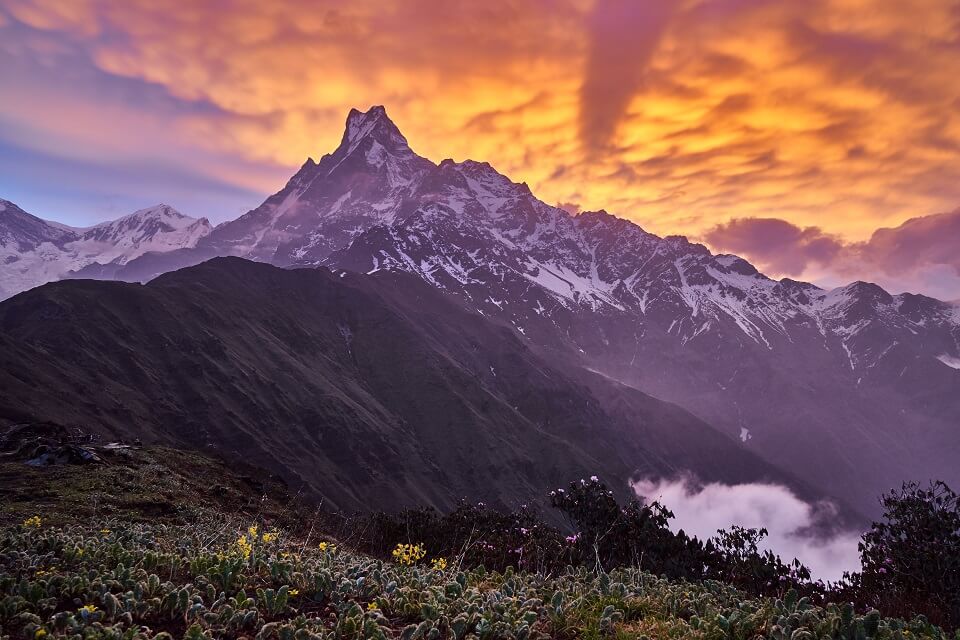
[95,203,206,230]
[0,200,212,299]
[0,199,77,251]
[71,204,212,265]
[86,204,210,240]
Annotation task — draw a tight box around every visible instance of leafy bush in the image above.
[549,476,705,576]
[843,481,960,628]
[710,526,811,595]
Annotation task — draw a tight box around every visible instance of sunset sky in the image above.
[2,0,960,297]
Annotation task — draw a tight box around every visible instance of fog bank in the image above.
[633,477,862,582]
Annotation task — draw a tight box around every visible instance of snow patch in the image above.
[522,258,623,311]
[936,354,960,370]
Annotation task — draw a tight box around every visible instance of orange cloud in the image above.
[2,0,960,245]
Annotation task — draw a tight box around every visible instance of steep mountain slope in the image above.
[0,200,77,300]
[209,106,434,262]
[0,201,211,299]
[0,257,816,515]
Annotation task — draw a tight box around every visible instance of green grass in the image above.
[1,514,954,640]
[0,446,954,639]
[0,446,294,528]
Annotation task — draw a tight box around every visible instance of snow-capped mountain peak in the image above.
[108,203,196,225]
[340,105,412,156]
[73,204,212,265]
[202,105,435,263]
[0,201,212,299]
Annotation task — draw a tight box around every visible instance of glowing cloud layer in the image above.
[1,0,959,293]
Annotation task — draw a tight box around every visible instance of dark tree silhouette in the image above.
[856,481,960,627]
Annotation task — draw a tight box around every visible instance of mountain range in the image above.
[0,200,210,300]
[2,105,959,518]
[0,257,807,516]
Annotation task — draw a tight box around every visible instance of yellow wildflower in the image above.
[261,527,279,543]
[288,589,300,597]
[233,535,252,559]
[367,602,378,611]
[318,542,328,552]
[391,543,426,566]
[76,549,84,556]
[100,529,111,535]
[79,604,97,614]
[23,515,42,528]
[431,557,448,571]
[247,524,259,538]
[35,629,47,639]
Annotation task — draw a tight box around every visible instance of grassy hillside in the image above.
[1,431,955,638]
[0,441,294,529]
[2,516,953,640]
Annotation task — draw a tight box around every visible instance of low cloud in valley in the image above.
[633,476,862,583]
